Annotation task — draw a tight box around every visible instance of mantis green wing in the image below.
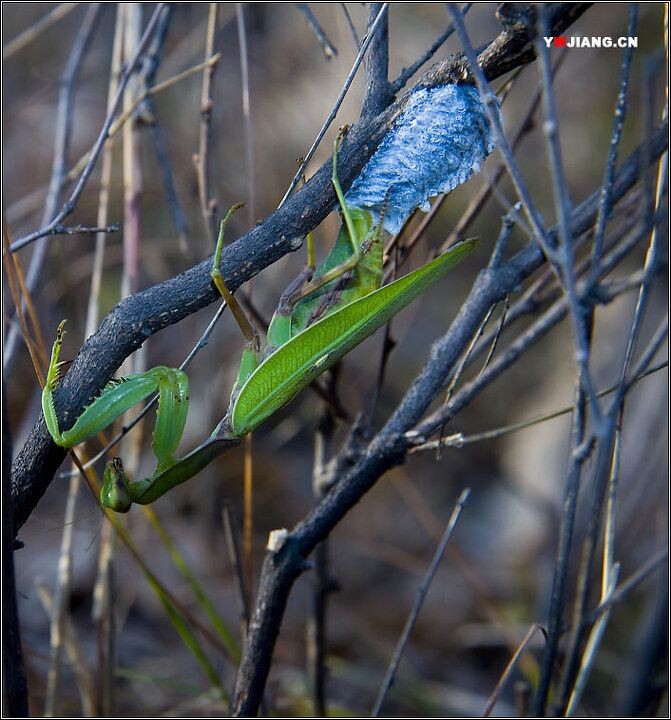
[231,237,477,436]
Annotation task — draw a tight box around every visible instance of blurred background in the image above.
[3,3,668,716]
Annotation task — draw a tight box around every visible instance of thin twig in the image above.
[554,61,665,715]
[483,624,542,717]
[339,2,359,48]
[3,3,102,371]
[223,503,251,639]
[536,5,605,430]
[43,222,120,237]
[564,443,622,715]
[38,582,97,716]
[28,51,222,211]
[88,5,125,715]
[8,3,168,254]
[436,304,495,458]
[412,208,667,445]
[195,3,219,247]
[30,8,103,716]
[588,548,669,624]
[410,360,668,454]
[554,319,669,714]
[390,3,473,93]
[3,2,79,59]
[236,0,257,613]
[296,3,337,59]
[237,4,256,226]
[372,489,470,716]
[136,5,192,258]
[278,3,389,207]
[307,371,340,716]
[93,52,222,151]
[360,3,391,120]
[534,19,639,699]
[588,5,638,281]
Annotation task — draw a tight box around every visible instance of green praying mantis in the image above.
[42,134,476,513]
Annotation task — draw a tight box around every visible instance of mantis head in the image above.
[100,457,133,513]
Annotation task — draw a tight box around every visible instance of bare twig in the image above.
[588,547,668,624]
[534,16,639,699]
[43,455,86,716]
[278,3,389,206]
[307,371,341,716]
[135,5,192,258]
[237,4,256,226]
[296,3,338,59]
[411,359,667,454]
[564,454,621,715]
[554,62,666,718]
[372,489,470,716]
[2,373,28,716]
[536,6,605,430]
[42,222,120,237]
[588,6,638,280]
[483,624,542,717]
[390,3,473,93]
[223,503,251,639]
[3,2,79,59]
[195,3,219,247]
[8,3,168,254]
[38,582,97,716]
[339,3,359,48]
[4,3,102,371]
[555,320,668,714]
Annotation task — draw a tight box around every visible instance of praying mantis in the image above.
[42,133,477,513]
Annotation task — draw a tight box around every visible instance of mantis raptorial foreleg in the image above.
[42,322,189,457]
[41,320,218,512]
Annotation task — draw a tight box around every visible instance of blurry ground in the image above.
[4,3,668,717]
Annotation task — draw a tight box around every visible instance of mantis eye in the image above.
[100,457,133,513]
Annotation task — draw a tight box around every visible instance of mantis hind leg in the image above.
[282,132,385,332]
[210,204,263,396]
[286,132,363,309]
[211,204,261,355]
